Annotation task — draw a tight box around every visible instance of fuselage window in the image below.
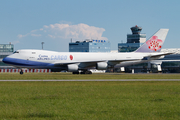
[13,51,19,54]
[32,52,36,54]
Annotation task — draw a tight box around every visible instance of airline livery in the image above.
[3,29,171,74]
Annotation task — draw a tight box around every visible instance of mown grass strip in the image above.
[1,73,180,80]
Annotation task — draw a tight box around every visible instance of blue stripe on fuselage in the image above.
[2,57,53,67]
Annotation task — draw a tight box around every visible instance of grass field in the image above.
[0,81,180,120]
[1,73,180,119]
[1,72,180,80]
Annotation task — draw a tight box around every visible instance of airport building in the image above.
[69,39,111,52]
[118,25,146,52]
[122,49,180,73]
[116,26,180,73]
[0,43,14,68]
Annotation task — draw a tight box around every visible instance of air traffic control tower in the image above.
[118,25,146,52]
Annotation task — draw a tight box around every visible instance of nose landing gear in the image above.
[20,69,23,75]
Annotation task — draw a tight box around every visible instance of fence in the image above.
[0,69,51,73]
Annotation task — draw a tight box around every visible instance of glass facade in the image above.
[119,54,180,73]
[118,25,146,52]
[118,43,143,52]
[69,42,89,52]
[69,40,111,52]
[131,25,142,34]
[0,44,14,66]
[161,54,180,70]
[0,44,14,52]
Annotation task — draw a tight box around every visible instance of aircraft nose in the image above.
[2,57,10,64]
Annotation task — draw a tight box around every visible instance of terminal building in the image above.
[69,39,111,52]
[122,49,180,73]
[0,43,14,68]
[118,25,146,52]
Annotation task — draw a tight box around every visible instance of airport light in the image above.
[41,42,44,50]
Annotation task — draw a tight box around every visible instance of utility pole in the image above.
[41,42,44,50]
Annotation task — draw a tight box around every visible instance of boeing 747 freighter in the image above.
[3,29,171,74]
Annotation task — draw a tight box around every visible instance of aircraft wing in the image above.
[142,52,174,60]
[53,59,140,69]
[53,60,102,68]
[53,52,174,70]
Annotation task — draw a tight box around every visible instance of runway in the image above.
[0,79,180,81]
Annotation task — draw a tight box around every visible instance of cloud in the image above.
[18,23,108,40]
[31,34,41,37]
[17,34,28,38]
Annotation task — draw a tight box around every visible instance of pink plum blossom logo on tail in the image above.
[146,36,163,51]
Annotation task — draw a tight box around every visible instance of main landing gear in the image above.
[72,70,92,74]
[20,69,23,75]
[80,71,92,74]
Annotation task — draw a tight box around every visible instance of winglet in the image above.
[135,29,169,53]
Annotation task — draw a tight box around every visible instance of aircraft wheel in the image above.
[80,72,85,74]
[20,70,23,75]
[85,71,92,74]
[72,72,79,74]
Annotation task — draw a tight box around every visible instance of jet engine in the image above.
[67,64,78,72]
[96,62,108,70]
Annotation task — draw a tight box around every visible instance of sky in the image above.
[0,0,180,52]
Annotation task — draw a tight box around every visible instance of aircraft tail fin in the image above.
[135,29,169,53]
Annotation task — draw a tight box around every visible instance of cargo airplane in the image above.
[3,29,171,74]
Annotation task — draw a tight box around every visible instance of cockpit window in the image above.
[13,51,19,54]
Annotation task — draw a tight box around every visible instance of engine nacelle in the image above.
[96,62,108,70]
[67,64,78,72]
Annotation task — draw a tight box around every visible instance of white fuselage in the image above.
[2,49,165,71]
